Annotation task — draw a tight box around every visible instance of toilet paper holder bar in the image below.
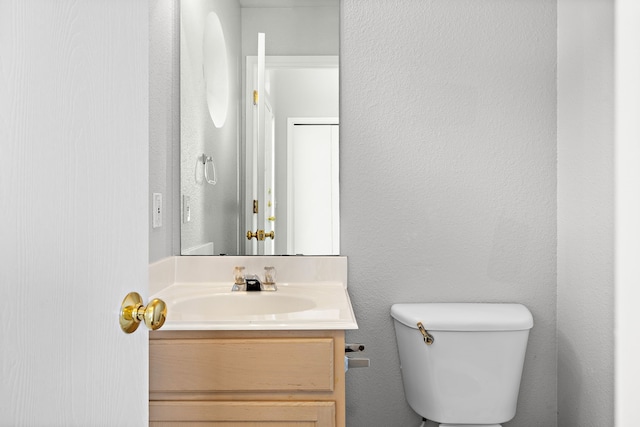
[345,343,365,353]
[346,357,370,369]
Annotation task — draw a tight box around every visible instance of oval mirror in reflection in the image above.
[202,11,228,128]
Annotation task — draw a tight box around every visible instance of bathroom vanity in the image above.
[148,256,358,427]
[149,329,344,426]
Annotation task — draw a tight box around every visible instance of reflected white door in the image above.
[264,101,276,255]
[287,119,340,255]
[1,0,149,425]
[246,33,266,255]
[246,33,277,255]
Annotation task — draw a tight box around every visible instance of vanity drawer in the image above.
[150,337,335,393]
[150,401,336,426]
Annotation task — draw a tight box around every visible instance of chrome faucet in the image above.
[231,266,277,291]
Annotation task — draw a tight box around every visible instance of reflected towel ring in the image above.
[198,153,217,185]
[203,154,217,185]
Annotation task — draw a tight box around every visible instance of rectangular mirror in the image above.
[180,0,339,256]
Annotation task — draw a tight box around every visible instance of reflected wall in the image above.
[181,0,242,256]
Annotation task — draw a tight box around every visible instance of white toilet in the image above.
[390,303,533,427]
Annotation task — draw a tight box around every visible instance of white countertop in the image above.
[149,257,358,331]
[151,281,358,330]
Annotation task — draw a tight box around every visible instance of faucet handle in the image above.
[232,266,247,291]
[263,266,276,284]
[233,266,246,284]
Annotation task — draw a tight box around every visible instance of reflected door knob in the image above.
[119,292,167,334]
[246,229,275,241]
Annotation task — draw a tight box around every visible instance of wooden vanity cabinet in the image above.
[149,330,345,427]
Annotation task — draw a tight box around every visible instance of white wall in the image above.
[557,0,614,425]
[340,1,557,426]
[241,6,339,56]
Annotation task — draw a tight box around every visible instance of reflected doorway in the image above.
[288,118,340,255]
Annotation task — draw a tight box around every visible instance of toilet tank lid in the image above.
[390,303,533,331]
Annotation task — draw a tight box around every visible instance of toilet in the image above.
[390,303,533,427]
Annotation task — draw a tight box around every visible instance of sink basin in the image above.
[151,281,358,330]
[172,293,317,317]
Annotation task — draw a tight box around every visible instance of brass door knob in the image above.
[246,229,275,241]
[119,292,167,334]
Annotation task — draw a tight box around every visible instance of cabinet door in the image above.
[150,401,335,427]
[150,337,335,392]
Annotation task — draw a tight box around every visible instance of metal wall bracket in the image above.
[345,343,365,353]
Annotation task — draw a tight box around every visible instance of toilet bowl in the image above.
[391,303,533,426]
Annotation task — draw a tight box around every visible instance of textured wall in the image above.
[150,1,561,424]
[340,1,557,426]
[149,0,180,262]
[150,0,242,259]
[181,0,242,255]
[557,0,614,425]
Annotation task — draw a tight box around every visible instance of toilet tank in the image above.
[390,303,533,425]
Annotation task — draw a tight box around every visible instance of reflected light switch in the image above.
[152,193,162,228]
[183,195,191,223]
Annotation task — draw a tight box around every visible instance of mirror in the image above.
[180,0,339,256]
